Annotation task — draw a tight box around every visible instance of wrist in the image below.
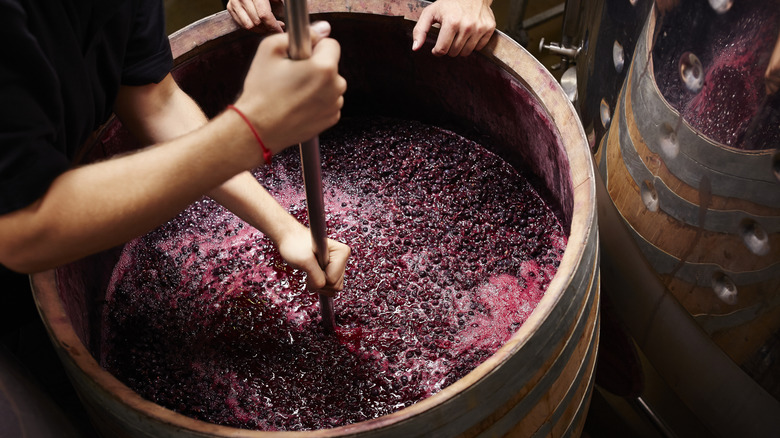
[227,104,273,165]
[270,213,309,245]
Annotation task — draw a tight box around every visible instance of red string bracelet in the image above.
[227,104,272,165]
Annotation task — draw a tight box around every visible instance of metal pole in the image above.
[284,0,336,332]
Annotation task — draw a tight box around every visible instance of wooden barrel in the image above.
[595,5,780,380]
[30,3,599,437]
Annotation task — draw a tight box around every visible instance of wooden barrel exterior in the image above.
[595,8,780,368]
[30,3,599,437]
[0,347,83,438]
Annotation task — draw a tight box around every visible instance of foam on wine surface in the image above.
[101,117,567,431]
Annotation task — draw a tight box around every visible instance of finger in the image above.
[319,273,345,295]
[254,15,284,35]
[258,31,292,58]
[309,21,332,47]
[323,242,350,292]
[228,3,257,30]
[458,33,481,57]
[245,0,264,26]
[310,35,342,67]
[434,23,457,57]
[304,261,327,291]
[474,28,493,51]
[412,9,436,51]
[446,25,472,57]
[330,274,345,292]
[253,0,285,33]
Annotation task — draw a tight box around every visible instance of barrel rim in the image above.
[31,2,597,436]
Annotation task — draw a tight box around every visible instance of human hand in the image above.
[234,21,347,154]
[412,0,495,57]
[226,0,285,34]
[275,225,351,296]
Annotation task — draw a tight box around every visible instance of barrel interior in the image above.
[68,12,575,355]
[45,10,587,435]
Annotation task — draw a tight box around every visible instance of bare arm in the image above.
[0,108,257,273]
[0,29,346,283]
[412,0,495,57]
[210,174,349,294]
[102,27,349,293]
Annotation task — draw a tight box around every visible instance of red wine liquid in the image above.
[101,117,567,431]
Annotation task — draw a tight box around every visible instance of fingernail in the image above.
[311,21,331,37]
[412,39,420,51]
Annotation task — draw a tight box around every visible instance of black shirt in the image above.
[0,0,173,214]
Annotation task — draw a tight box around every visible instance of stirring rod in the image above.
[285,0,336,333]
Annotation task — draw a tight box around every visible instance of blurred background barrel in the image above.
[593,0,780,435]
[598,0,780,390]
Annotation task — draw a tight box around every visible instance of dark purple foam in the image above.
[100,117,566,431]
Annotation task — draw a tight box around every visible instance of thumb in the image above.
[259,31,292,57]
[305,260,328,293]
[309,21,332,47]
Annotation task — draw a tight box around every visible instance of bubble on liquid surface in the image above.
[613,40,625,74]
[100,116,567,431]
[708,0,733,14]
[679,52,704,93]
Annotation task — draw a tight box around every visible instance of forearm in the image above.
[116,74,301,247]
[116,73,341,288]
[0,29,345,273]
[209,172,307,246]
[114,74,209,145]
[0,112,261,273]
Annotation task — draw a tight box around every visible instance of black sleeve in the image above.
[0,1,70,214]
[121,0,174,86]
